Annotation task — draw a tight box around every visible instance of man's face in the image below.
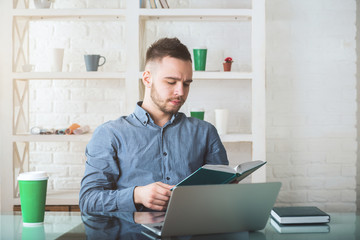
[148,56,193,115]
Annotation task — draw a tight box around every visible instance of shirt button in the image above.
[166,177,170,180]
[143,121,146,124]
[163,152,167,156]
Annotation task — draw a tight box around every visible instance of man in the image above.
[79,37,228,212]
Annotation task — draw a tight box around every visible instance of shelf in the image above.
[12,134,92,142]
[13,72,126,80]
[139,9,252,19]
[138,71,252,80]
[14,191,79,205]
[15,72,251,81]
[193,71,252,80]
[12,9,126,18]
[220,133,252,143]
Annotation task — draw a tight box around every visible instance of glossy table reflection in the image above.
[1,211,359,240]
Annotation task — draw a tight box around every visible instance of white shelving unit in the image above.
[0,0,265,211]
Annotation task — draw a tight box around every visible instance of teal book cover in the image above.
[172,161,266,190]
[175,168,237,187]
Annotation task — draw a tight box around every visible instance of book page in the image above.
[202,164,236,174]
[234,160,265,174]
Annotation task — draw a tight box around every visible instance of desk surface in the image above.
[1,212,359,239]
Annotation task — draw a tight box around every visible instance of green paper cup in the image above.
[18,171,48,227]
[193,48,207,71]
[190,108,205,120]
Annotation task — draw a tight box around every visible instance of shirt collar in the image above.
[134,101,181,126]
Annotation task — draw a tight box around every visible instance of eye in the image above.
[168,82,176,85]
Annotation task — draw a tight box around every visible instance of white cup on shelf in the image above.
[34,0,52,9]
[22,64,35,72]
[215,109,229,135]
[51,48,64,72]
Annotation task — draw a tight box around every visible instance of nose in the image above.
[174,82,184,96]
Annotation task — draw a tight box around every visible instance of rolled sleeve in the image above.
[79,124,137,212]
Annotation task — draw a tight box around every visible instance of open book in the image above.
[172,160,266,190]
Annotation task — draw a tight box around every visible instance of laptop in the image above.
[142,182,281,237]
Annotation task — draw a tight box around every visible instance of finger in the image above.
[151,199,168,206]
[155,183,173,197]
[156,182,174,189]
[148,200,169,211]
[153,191,171,202]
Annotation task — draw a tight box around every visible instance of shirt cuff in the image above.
[116,186,138,212]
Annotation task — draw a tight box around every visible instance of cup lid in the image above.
[18,171,48,181]
[193,46,207,50]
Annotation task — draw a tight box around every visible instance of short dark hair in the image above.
[145,37,192,66]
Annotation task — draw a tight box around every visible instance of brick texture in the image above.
[25,0,358,212]
[266,0,357,212]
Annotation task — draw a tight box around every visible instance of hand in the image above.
[134,212,166,224]
[134,182,174,211]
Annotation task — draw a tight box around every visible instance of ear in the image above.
[142,71,152,88]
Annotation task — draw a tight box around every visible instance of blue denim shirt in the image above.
[79,102,228,212]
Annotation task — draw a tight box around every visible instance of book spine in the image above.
[159,0,169,8]
[149,0,157,9]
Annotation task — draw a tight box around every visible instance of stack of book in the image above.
[270,206,330,233]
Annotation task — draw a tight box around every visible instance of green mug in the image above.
[18,171,48,226]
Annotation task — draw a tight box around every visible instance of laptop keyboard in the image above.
[154,225,163,230]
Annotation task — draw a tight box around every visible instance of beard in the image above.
[150,84,184,115]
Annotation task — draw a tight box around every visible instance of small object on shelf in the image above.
[215,108,229,135]
[271,206,330,225]
[51,48,64,72]
[223,57,233,72]
[193,47,207,71]
[22,64,35,72]
[34,0,53,9]
[55,129,66,135]
[65,123,81,135]
[73,125,90,135]
[40,128,54,135]
[190,108,205,120]
[84,54,106,72]
[30,126,42,135]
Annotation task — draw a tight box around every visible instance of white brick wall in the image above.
[25,0,358,212]
[267,0,357,212]
[28,0,254,197]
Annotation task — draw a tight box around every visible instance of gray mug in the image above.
[84,54,106,71]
